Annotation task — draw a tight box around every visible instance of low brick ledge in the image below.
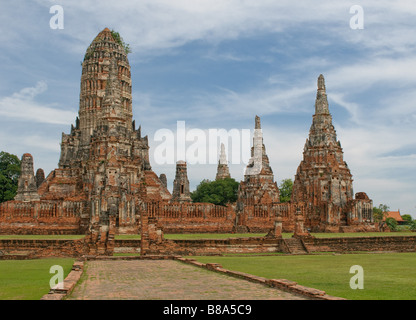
[40,261,84,300]
[80,254,178,261]
[175,257,346,300]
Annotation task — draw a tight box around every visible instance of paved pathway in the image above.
[67,260,309,300]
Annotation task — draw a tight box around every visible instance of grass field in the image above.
[194,252,416,300]
[0,258,75,300]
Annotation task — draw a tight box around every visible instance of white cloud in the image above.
[0,81,77,125]
[0,1,394,58]
[327,57,416,92]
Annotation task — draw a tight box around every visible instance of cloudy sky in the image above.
[0,0,415,216]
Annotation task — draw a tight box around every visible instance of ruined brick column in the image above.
[35,168,45,188]
[270,214,283,238]
[171,161,192,203]
[14,153,40,202]
[140,211,150,255]
[293,207,312,239]
[159,174,168,188]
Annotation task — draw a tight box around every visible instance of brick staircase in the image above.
[284,238,308,254]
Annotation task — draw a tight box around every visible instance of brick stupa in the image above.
[292,75,375,232]
[37,28,171,233]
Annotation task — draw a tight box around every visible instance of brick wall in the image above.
[144,202,236,233]
[0,200,84,235]
[303,236,416,253]
[0,239,85,258]
[238,203,295,233]
[116,237,285,256]
[2,235,416,259]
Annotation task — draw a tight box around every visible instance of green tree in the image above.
[401,214,413,225]
[409,220,416,231]
[191,178,239,206]
[373,203,390,222]
[0,151,21,203]
[385,217,398,231]
[279,178,293,203]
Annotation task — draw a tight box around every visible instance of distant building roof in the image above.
[383,211,404,222]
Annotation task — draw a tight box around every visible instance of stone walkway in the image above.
[67,260,309,300]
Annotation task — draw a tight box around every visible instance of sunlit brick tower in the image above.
[292,75,374,232]
[237,116,280,206]
[36,28,171,233]
[235,116,280,232]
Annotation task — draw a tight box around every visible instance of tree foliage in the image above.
[279,178,293,203]
[401,214,413,224]
[0,151,21,203]
[110,30,131,54]
[373,203,390,222]
[409,220,416,231]
[190,178,239,206]
[385,217,398,231]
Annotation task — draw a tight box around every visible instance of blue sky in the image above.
[0,1,415,216]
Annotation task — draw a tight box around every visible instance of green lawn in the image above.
[194,252,416,300]
[0,258,75,300]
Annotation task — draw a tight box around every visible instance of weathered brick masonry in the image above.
[118,236,416,256]
[303,236,416,253]
[0,239,85,258]
[1,235,415,259]
[0,200,83,235]
[144,202,236,233]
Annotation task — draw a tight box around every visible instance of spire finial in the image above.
[255,115,261,129]
[318,74,325,91]
[219,143,227,165]
[315,74,329,114]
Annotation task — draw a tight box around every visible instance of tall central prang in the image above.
[38,28,170,233]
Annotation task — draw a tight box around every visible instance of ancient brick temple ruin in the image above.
[0,28,376,236]
[235,116,284,232]
[1,28,169,235]
[291,75,375,232]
